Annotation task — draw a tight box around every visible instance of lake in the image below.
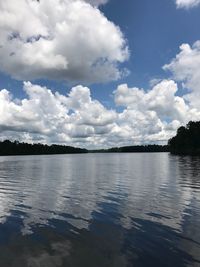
[0,153,199,266]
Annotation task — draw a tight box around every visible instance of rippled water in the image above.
[0,153,200,266]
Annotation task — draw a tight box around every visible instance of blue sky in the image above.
[0,0,200,147]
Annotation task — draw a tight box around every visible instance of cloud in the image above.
[0,82,118,147]
[115,80,187,121]
[1,33,200,148]
[163,41,200,108]
[114,80,200,144]
[1,78,200,148]
[84,0,109,6]
[176,0,200,8]
[0,0,128,83]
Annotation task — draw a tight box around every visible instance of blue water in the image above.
[0,153,199,266]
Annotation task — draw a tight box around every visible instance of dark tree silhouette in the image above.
[0,140,88,156]
[91,145,169,153]
[0,140,169,155]
[168,121,200,155]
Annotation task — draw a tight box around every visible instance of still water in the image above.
[0,153,199,267]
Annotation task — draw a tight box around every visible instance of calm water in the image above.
[0,153,199,267]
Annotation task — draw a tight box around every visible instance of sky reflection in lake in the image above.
[0,153,199,266]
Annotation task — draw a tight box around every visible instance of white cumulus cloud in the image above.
[1,37,200,148]
[0,0,128,83]
[164,41,200,108]
[176,0,200,8]
[114,80,200,144]
[0,82,118,147]
[1,78,200,148]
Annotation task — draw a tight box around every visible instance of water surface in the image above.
[0,153,199,266]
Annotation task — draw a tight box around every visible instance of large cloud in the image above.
[114,80,200,144]
[176,0,200,8]
[164,41,200,108]
[1,33,200,148]
[115,80,190,122]
[1,79,200,148]
[0,0,128,83]
[0,82,118,147]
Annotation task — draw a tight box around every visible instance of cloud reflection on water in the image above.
[0,153,199,266]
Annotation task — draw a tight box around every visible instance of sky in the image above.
[0,0,200,148]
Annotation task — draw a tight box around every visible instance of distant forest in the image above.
[0,140,87,155]
[168,121,200,155]
[92,145,169,153]
[0,141,169,156]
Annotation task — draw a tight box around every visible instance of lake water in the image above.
[0,153,199,267]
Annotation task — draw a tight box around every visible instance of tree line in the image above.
[0,140,87,155]
[0,141,169,155]
[168,121,200,155]
[91,145,169,153]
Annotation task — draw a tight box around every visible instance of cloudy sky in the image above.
[0,0,200,148]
